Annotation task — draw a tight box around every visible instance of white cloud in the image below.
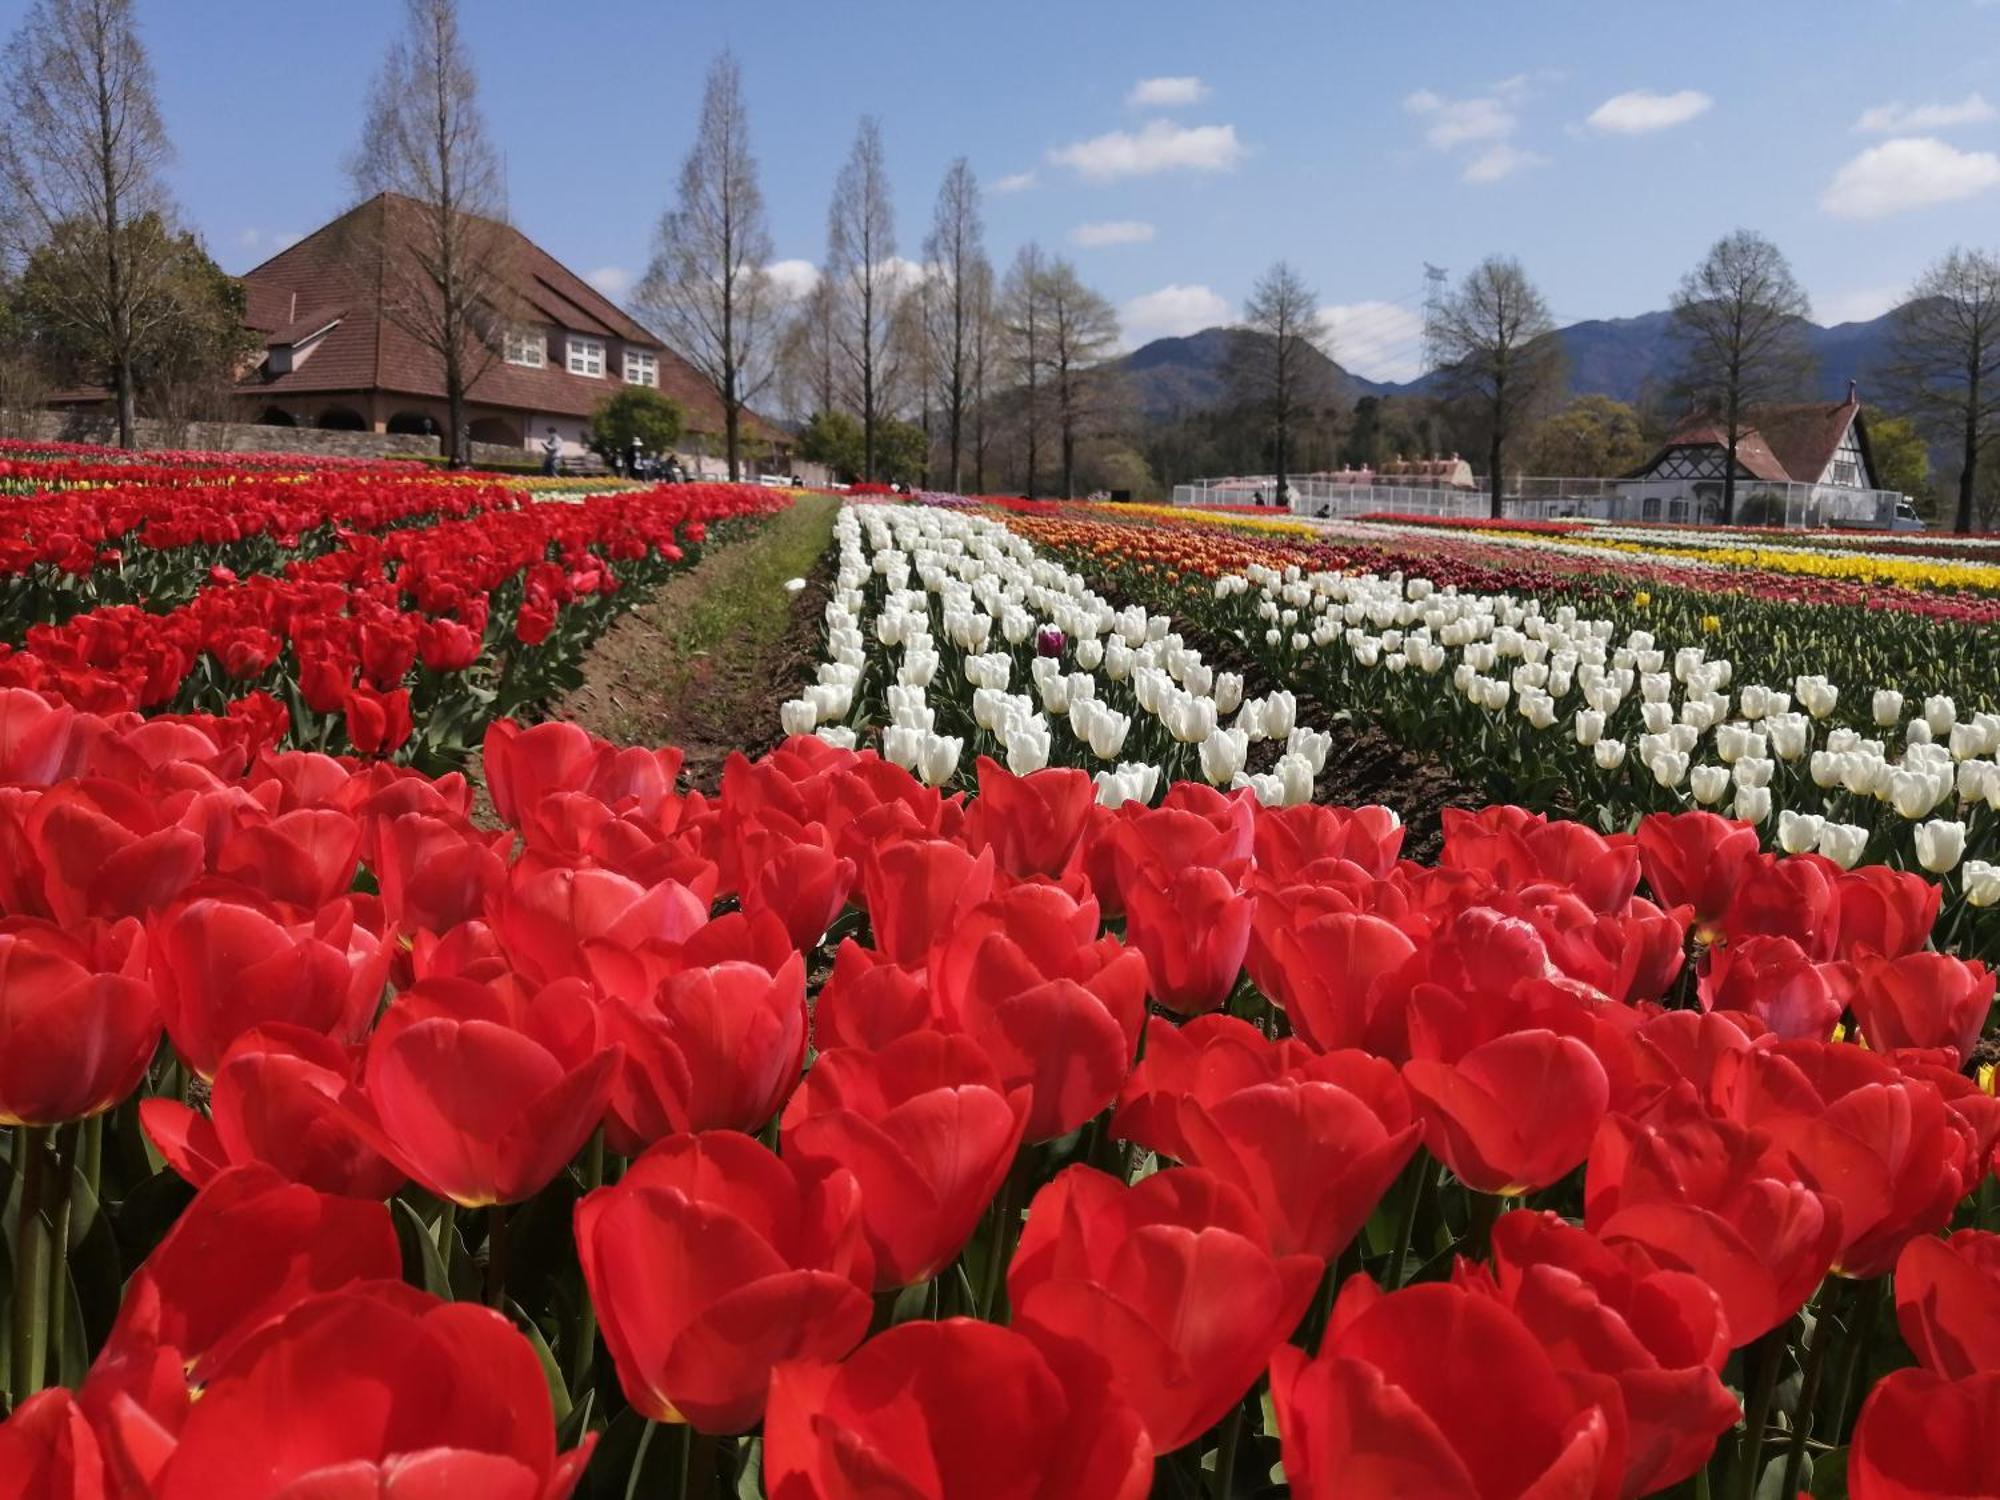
[1855,93,1996,134]
[765,259,820,302]
[1049,119,1246,181]
[1127,75,1208,108]
[1462,143,1546,183]
[1585,88,1713,134]
[1321,301,1427,384]
[237,227,301,256]
[586,265,636,299]
[1404,89,1516,148]
[1072,219,1156,247]
[1817,284,1904,325]
[992,170,1038,194]
[1821,136,2000,219]
[1120,283,1231,343]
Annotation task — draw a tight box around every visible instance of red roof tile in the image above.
[1649,392,1865,486]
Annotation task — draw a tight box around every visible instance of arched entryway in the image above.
[386,411,438,437]
[257,407,298,427]
[316,407,367,431]
[467,415,523,448]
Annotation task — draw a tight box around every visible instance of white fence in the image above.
[1167,476,1915,530]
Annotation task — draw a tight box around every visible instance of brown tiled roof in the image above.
[236,193,778,443]
[1650,392,1865,485]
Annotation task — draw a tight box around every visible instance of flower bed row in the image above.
[0,666,1990,1495]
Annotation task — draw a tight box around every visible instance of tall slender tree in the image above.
[637,52,775,481]
[826,116,897,480]
[348,0,512,467]
[1229,261,1333,507]
[968,257,996,493]
[1436,256,1564,519]
[1000,243,1050,496]
[1668,230,1814,524]
[1040,258,1120,499]
[922,159,988,493]
[0,0,176,448]
[1885,248,2000,535]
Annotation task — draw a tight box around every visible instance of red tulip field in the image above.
[4,456,2000,1499]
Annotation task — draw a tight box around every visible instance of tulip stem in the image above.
[1212,1399,1245,1500]
[1778,1282,1842,1500]
[1732,1325,1787,1500]
[979,1169,1019,1322]
[9,1126,50,1403]
[625,1420,657,1500]
[486,1203,510,1310]
[569,1129,605,1394]
[44,1124,78,1388]
[1824,1277,1883,1445]
[1386,1159,1424,1290]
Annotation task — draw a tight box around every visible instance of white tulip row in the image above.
[780,503,1336,808]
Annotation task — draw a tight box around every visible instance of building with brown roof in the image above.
[233,192,784,468]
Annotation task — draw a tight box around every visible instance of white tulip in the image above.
[1907,718,1934,746]
[1086,707,1131,760]
[1275,752,1317,805]
[1766,715,1809,762]
[1594,739,1628,770]
[1963,859,2000,908]
[1198,727,1250,787]
[815,725,858,750]
[1211,672,1244,714]
[1873,690,1904,728]
[917,733,962,787]
[1004,721,1052,775]
[1651,750,1690,789]
[780,698,819,736]
[1949,722,1986,761]
[1777,810,1825,854]
[1733,785,1771,825]
[1890,769,1941,820]
[1287,727,1332,774]
[1915,818,1967,874]
[1641,701,1674,734]
[1809,750,1843,789]
[1926,695,1958,735]
[1795,675,1838,720]
[1732,757,1775,789]
[1574,710,1605,747]
[1690,766,1730,805]
[1816,822,1869,870]
[897,650,939,687]
[1521,693,1557,731]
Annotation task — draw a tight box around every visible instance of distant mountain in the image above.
[1113,307,1903,415]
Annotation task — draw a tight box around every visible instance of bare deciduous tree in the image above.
[826,116,897,480]
[637,52,775,481]
[999,243,1050,496]
[922,159,988,493]
[1229,261,1333,506]
[1041,258,1120,499]
[1437,256,1564,519]
[775,273,838,426]
[968,257,995,493]
[1885,247,2000,535]
[348,0,512,467]
[0,0,175,447]
[1669,229,1814,524]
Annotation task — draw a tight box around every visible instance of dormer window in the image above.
[567,337,606,378]
[624,350,658,388]
[504,327,546,368]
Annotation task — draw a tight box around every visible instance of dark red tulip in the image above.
[0,1389,105,1499]
[929,882,1147,1141]
[353,977,619,1207]
[1178,1050,1421,1260]
[141,1023,404,1199]
[1483,1211,1737,1496]
[0,916,156,1126]
[0,686,79,786]
[1008,1165,1321,1453]
[1585,1095,1840,1345]
[1121,862,1253,1015]
[1849,952,1995,1065]
[341,684,411,756]
[780,1032,1028,1288]
[150,894,391,1079]
[148,1284,594,1499]
[1720,851,1843,961]
[1849,1367,2000,1500]
[1636,811,1760,928]
[961,756,1095,878]
[1404,1030,1610,1195]
[1269,1277,1620,1500]
[101,1164,399,1387]
[1896,1230,2000,1380]
[575,1131,873,1433]
[764,1318,1152,1500]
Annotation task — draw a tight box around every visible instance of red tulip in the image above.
[1121,862,1252,1015]
[147,1284,594,1499]
[0,916,156,1125]
[1110,1012,1288,1161]
[490,863,708,986]
[1720,851,1842,961]
[781,1032,1026,1287]
[0,686,79,786]
[1008,1165,1321,1452]
[1849,952,1995,1065]
[961,756,1095,878]
[213,807,362,912]
[1178,1050,1421,1260]
[1269,1278,1620,1500]
[25,778,205,925]
[483,718,600,828]
[1895,1230,2000,1380]
[373,810,508,936]
[1636,811,1760,927]
[1255,801,1404,883]
[1483,1211,1738,1496]
[150,894,391,1079]
[1537,897,1689,1007]
[353,977,619,1206]
[1585,1096,1840,1345]
[0,1389,106,1500]
[1834,865,1941,960]
[1257,908,1416,1053]
[575,1131,873,1433]
[1849,1367,2000,1500]
[1698,934,1839,1042]
[855,837,994,967]
[1404,1030,1610,1195]
[736,818,855,949]
[812,939,938,1052]
[764,1318,1152,1500]
[141,1023,404,1198]
[604,951,808,1153]
[101,1164,400,1387]
[341,683,411,756]
[928,882,1147,1141]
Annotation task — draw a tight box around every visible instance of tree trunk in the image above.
[1487,434,1504,520]
[114,350,137,450]
[1960,374,1981,535]
[725,404,742,483]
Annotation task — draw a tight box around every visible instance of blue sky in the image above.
[118,0,2000,381]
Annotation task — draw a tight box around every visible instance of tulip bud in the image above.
[1873,689,1904,728]
[1777,810,1825,854]
[1914,818,1967,875]
[1732,785,1771,825]
[917,733,962,787]
[1926,695,1958,735]
[1594,739,1627,770]
[780,698,819,736]
[1816,822,1869,870]
[1690,766,1730,805]
[1198,727,1249,787]
[1574,710,1605,746]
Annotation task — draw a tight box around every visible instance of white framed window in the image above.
[567,336,606,378]
[624,350,658,387]
[504,327,546,368]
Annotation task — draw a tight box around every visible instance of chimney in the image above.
[1846,378,1858,405]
